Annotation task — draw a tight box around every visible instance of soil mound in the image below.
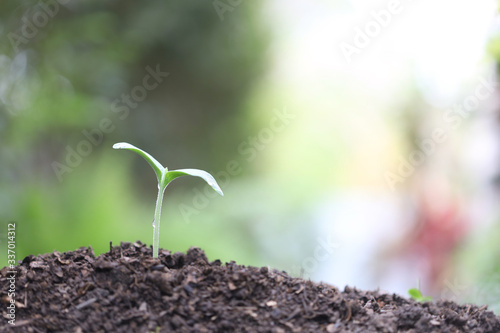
[1,242,499,332]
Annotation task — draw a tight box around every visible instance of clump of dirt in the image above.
[1,242,499,332]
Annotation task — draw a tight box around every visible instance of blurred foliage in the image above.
[0,0,270,267]
[451,26,500,313]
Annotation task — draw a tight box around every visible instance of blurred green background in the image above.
[1,0,500,312]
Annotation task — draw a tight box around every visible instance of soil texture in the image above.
[1,241,499,332]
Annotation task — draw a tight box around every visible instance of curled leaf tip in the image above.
[212,183,224,196]
[113,142,129,149]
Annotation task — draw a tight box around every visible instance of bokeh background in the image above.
[1,0,500,312]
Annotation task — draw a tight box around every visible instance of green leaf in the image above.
[113,142,165,182]
[408,288,423,299]
[408,288,432,302]
[164,169,224,196]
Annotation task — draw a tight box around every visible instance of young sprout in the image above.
[408,279,432,302]
[113,142,223,258]
[408,288,433,303]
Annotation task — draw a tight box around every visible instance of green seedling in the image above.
[408,288,432,302]
[113,142,223,258]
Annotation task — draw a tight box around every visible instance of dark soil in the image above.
[1,242,499,332]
